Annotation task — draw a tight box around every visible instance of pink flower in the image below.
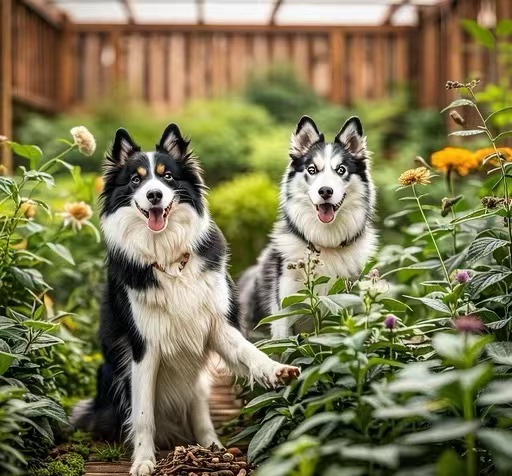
[384,314,398,330]
[454,270,471,284]
[453,315,484,334]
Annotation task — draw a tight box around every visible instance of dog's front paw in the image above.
[260,363,300,388]
[130,459,155,476]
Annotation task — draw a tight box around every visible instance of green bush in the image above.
[245,65,324,124]
[210,173,279,277]
[247,126,290,182]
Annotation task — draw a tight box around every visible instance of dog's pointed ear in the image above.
[110,128,140,165]
[335,116,367,157]
[157,123,189,160]
[290,116,323,158]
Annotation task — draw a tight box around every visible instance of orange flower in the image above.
[20,201,37,218]
[398,167,431,186]
[431,147,478,176]
[62,201,93,230]
[94,176,104,194]
[473,147,512,166]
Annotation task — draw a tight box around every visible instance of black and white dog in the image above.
[72,124,299,476]
[239,116,376,337]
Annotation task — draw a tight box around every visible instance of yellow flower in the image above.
[62,201,93,231]
[431,147,478,176]
[20,201,37,218]
[398,167,431,186]
[94,176,104,194]
[70,126,96,156]
[473,147,512,166]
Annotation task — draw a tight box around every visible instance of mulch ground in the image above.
[85,374,245,476]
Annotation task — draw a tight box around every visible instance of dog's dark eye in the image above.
[131,175,141,185]
[163,172,173,181]
[307,165,317,175]
[337,165,347,176]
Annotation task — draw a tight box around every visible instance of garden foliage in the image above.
[0,134,99,473]
[234,77,512,475]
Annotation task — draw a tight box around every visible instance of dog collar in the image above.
[152,252,190,275]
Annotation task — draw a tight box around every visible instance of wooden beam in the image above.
[382,0,409,26]
[197,0,204,25]
[119,0,135,24]
[71,23,414,34]
[0,0,13,172]
[20,0,63,28]
[269,0,283,25]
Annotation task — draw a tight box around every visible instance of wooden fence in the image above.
[1,0,511,169]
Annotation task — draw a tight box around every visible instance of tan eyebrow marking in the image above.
[137,167,147,177]
[156,163,165,175]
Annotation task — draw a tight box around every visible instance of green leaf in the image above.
[485,106,512,123]
[404,296,451,315]
[226,425,259,446]
[467,270,512,296]
[11,267,47,292]
[0,351,16,375]
[466,237,509,264]
[441,99,475,113]
[449,129,485,137]
[486,341,512,365]
[402,420,479,444]
[478,380,512,405]
[289,412,345,439]
[244,391,284,412]
[479,429,512,473]
[46,243,75,265]
[22,320,57,331]
[7,142,43,162]
[436,449,466,476]
[281,294,306,308]
[378,297,412,312]
[496,19,512,36]
[451,208,499,225]
[256,303,310,327]
[340,444,400,469]
[308,334,345,348]
[461,19,495,48]
[247,415,286,461]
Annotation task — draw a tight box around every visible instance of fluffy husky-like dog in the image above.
[239,116,376,338]
[72,124,299,476]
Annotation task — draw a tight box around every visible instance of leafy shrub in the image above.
[16,97,274,186]
[247,126,290,181]
[245,66,324,124]
[0,134,99,472]
[234,79,512,475]
[209,173,279,277]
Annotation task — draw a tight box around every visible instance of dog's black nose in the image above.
[146,189,163,205]
[318,186,333,199]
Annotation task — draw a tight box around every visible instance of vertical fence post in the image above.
[0,0,13,172]
[58,14,73,112]
[329,30,344,104]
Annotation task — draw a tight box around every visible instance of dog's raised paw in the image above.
[130,460,155,476]
[275,364,300,384]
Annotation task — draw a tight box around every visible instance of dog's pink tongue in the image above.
[148,208,165,232]
[317,204,335,223]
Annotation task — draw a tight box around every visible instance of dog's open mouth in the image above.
[315,194,346,224]
[136,201,173,232]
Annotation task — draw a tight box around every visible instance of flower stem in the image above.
[412,184,452,288]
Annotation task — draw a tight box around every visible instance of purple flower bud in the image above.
[453,315,484,334]
[384,314,398,330]
[454,270,471,284]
